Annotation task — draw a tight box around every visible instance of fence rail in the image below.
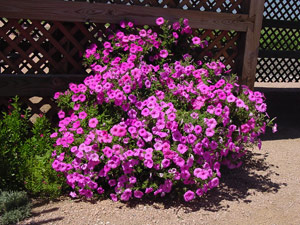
[0,0,253,31]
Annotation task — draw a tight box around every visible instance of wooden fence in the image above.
[256,0,300,82]
[0,0,264,121]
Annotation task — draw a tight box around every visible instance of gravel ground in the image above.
[18,83,300,225]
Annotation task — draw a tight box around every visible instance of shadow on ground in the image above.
[123,150,286,213]
[23,201,64,224]
[255,87,300,140]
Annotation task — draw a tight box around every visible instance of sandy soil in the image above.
[18,83,300,225]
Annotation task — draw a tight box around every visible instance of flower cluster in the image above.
[51,17,275,202]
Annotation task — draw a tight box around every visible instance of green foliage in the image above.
[0,191,31,225]
[20,116,66,198]
[0,97,66,198]
[0,96,30,190]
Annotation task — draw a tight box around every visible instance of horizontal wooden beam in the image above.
[0,74,86,97]
[263,18,300,29]
[259,50,300,59]
[0,0,252,31]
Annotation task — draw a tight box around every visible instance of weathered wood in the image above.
[0,74,87,96]
[259,50,300,59]
[240,0,265,90]
[0,0,253,31]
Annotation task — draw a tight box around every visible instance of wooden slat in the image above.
[259,50,300,59]
[0,0,253,31]
[0,74,87,96]
[240,0,264,90]
[263,18,300,29]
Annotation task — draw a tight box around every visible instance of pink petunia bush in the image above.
[51,17,276,202]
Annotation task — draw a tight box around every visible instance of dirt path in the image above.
[19,84,300,225]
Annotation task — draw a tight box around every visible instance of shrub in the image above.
[0,191,31,225]
[20,116,67,198]
[0,97,31,190]
[0,97,66,198]
[51,17,276,202]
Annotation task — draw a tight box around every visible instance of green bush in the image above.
[0,97,66,198]
[0,97,30,190]
[20,116,66,198]
[0,191,31,225]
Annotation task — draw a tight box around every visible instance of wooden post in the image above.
[240,0,265,90]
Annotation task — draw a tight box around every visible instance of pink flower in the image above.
[187,134,197,144]
[183,190,195,202]
[50,132,58,138]
[134,190,144,198]
[150,109,160,119]
[205,118,217,129]
[256,103,267,112]
[88,118,98,128]
[121,188,132,201]
[70,191,77,198]
[160,50,168,58]
[172,21,180,30]
[58,110,65,119]
[177,144,188,154]
[161,159,171,168]
[171,32,178,39]
[209,177,219,188]
[172,131,182,142]
[205,128,215,137]
[167,113,176,121]
[97,187,104,194]
[54,92,60,99]
[156,17,165,26]
[129,176,137,184]
[144,159,154,168]
[78,111,87,120]
[194,125,202,135]
[145,187,153,194]
[196,188,204,196]
[110,193,118,202]
[139,29,147,37]
[108,179,117,187]
[76,127,84,134]
[241,124,251,133]
[236,99,245,108]
[141,108,150,117]
[272,123,277,133]
[190,112,199,119]
[192,37,201,45]
[193,168,209,180]
[173,156,185,167]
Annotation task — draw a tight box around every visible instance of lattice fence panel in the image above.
[197,29,240,71]
[260,27,300,51]
[67,0,246,13]
[256,0,300,82]
[0,18,105,74]
[256,58,300,82]
[1,18,240,75]
[264,0,300,21]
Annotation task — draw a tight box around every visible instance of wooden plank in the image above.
[259,50,300,59]
[263,18,300,29]
[0,74,87,96]
[240,0,265,90]
[0,0,253,31]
